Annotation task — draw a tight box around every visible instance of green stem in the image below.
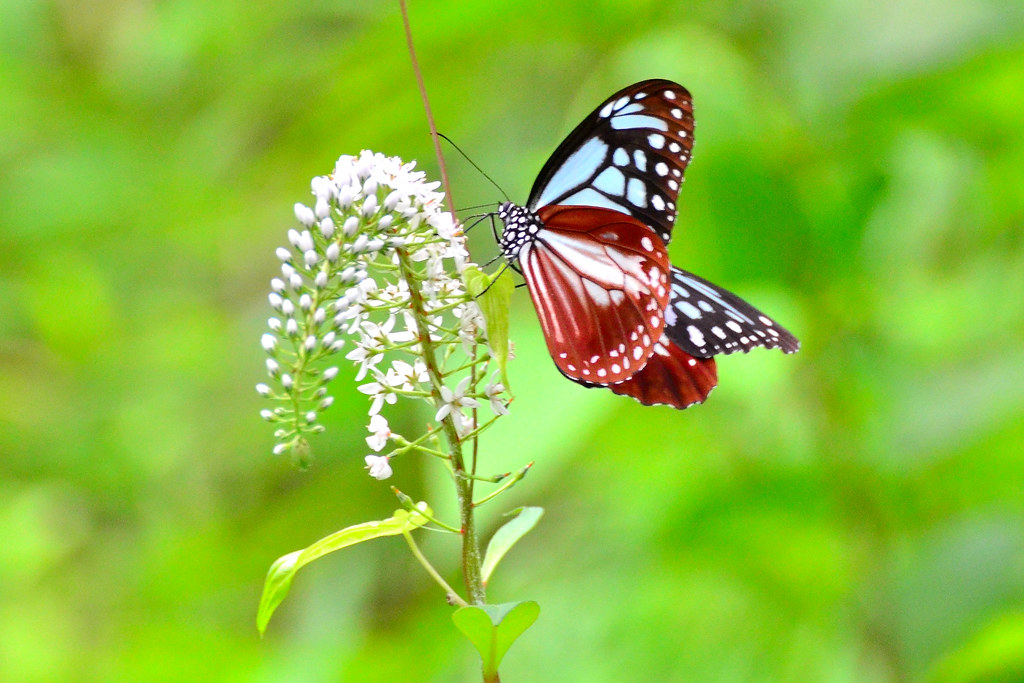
[402,531,468,606]
[396,248,487,606]
[473,462,533,507]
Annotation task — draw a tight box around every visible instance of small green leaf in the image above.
[481,506,544,586]
[257,505,431,635]
[452,601,540,675]
[463,265,515,388]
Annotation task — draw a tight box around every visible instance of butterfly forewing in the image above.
[663,268,801,357]
[527,79,695,245]
[520,205,672,384]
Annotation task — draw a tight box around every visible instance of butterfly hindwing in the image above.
[663,268,801,357]
[526,79,695,245]
[608,336,718,409]
[519,205,671,385]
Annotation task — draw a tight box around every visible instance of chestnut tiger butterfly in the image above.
[496,79,799,409]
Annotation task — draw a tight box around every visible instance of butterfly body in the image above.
[497,79,799,409]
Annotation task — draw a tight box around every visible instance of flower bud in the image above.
[344,216,360,236]
[361,194,378,218]
[294,203,315,227]
[319,217,335,239]
[338,185,354,209]
[314,197,330,220]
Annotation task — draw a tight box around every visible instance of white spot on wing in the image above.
[687,325,706,348]
[611,114,669,131]
[593,166,626,196]
[678,301,701,319]
[559,188,631,214]
[627,178,647,207]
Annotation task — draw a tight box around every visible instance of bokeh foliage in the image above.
[2,0,1023,681]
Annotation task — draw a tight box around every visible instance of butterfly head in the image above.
[497,202,540,261]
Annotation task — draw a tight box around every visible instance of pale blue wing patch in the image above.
[526,80,697,245]
[533,137,609,209]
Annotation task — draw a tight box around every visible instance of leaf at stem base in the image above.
[452,601,540,676]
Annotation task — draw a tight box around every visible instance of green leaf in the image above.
[257,505,431,635]
[463,265,515,388]
[452,601,540,676]
[481,506,544,586]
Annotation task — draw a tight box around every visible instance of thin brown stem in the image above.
[399,0,457,223]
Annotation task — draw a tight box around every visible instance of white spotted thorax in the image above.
[497,202,541,260]
[258,151,511,469]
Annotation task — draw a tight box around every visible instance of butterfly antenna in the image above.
[457,203,502,213]
[473,262,517,298]
[463,213,494,234]
[437,133,510,202]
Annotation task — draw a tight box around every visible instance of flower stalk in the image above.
[258,151,511,610]
[395,246,487,604]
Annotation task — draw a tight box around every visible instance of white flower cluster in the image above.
[259,151,510,471]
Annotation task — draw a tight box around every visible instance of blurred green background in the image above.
[3,0,1024,680]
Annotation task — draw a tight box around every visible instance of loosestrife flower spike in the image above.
[257,151,511,466]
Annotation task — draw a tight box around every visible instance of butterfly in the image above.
[496,79,800,409]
